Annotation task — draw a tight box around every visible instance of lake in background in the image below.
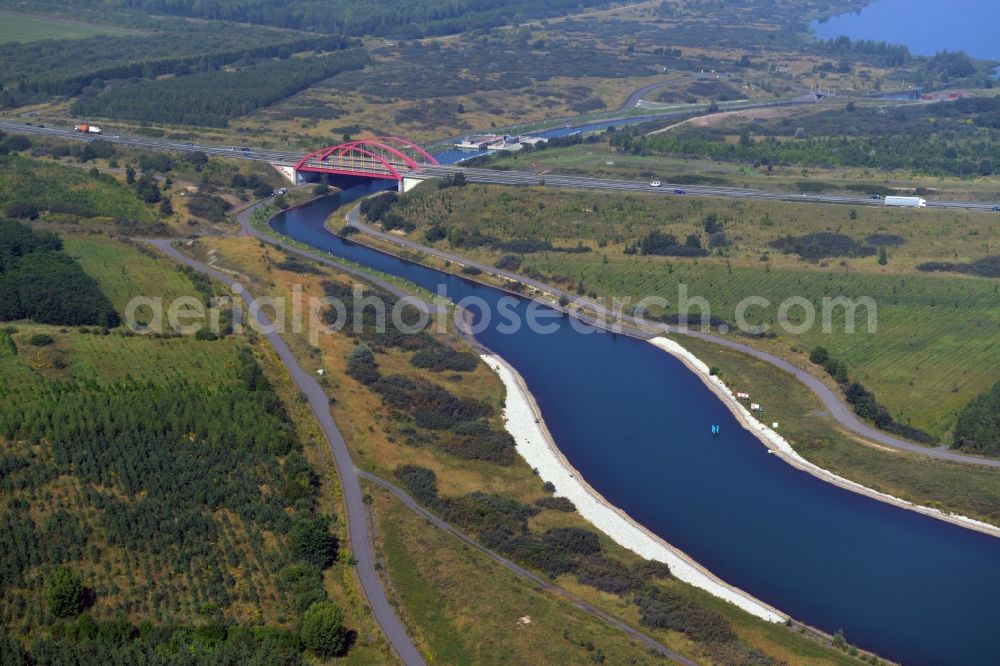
[812,0,1000,62]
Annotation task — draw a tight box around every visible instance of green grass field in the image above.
[0,11,133,43]
[384,183,1000,440]
[63,236,202,314]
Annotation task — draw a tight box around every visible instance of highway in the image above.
[3,119,999,212]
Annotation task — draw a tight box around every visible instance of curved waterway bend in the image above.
[272,190,1000,666]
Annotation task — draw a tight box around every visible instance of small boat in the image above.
[711,424,720,435]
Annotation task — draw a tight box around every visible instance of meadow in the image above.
[0,11,134,43]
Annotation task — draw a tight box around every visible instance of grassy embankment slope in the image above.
[185,233,874,665]
[366,183,1000,440]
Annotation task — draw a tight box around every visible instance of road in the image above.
[146,239,427,666]
[344,203,1000,470]
[3,119,998,212]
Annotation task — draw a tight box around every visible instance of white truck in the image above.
[74,124,101,134]
[884,196,926,208]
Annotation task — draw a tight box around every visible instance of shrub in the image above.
[301,601,348,657]
[535,496,576,512]
[639,230,707,257]
[494,254,523,271]
[46,566,85,618]
[393,464,439,505]
[953,380,1000,454]
[769,233,876,260]
[444,430,517,465]
[291,515,338,569]
[425,225,447,243]
[28,333,54,347]
[635,587,736,644]
[809,346,829,365]
[410,345,478,372]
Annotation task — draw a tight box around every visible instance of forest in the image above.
[0,219,119,327]
[71,49,368,127]
[45,0,612,38]
[0,346,347,660]
[611,96,1000,177]
[0,23,351,101]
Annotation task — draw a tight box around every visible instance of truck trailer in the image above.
[74,124,101,134]
[884,196,926,208]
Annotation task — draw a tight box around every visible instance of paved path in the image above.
[345,203,1000,469]
[166,206,699,664]
[147,239,427,666]
[358,470,697,665]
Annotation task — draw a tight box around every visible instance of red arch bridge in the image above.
[291,137,443,190]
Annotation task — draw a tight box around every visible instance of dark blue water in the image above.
[272,190,1000,666]
[813,0,1000,62]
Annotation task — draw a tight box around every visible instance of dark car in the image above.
[674,188,687,195]
[870,194,882,200]
[993,206,1000,212]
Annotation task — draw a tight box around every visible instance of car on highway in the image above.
[240,147,251,153]
[993,206,1000,212]
[649,180,661,187]
[870,194,882,200]
[674,188,687,195]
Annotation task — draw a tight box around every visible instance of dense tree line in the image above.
[0,219,119,327]
[72,50,368,127]
[612,96,1000,177]
[0,25,352,99]
[0,618,302,665]
[54,0,611,39]
[809,346,933,443]
[953,380,1000,455]
[612,131,1000,177]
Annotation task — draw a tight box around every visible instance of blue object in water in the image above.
[711,425,720,435]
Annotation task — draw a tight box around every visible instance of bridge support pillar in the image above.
[272,164,302,185]
[399,176,427,193]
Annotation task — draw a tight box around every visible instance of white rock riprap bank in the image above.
[480,352,788,623]
[647,336,1000,540]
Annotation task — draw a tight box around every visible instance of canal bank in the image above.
[267,189,1000,666]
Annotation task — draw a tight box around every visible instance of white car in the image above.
[649,180,661,187]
